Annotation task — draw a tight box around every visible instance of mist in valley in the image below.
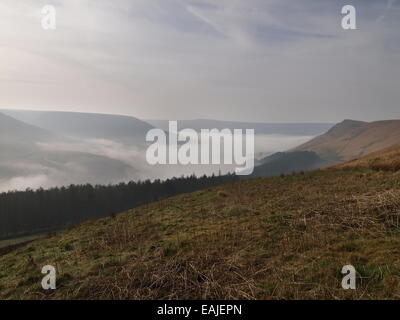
[0,131,314,192]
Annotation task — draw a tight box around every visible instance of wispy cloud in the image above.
[0,0,399,122]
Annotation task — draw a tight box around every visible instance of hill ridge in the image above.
[296,119,400,162]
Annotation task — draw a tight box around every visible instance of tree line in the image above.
[0,173,238,239]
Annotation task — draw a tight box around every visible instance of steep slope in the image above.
[251,151,324,177]
[0,112,54,143]
[333,144,400,171]
[1,162,400,299]
[0,112,59,161]
[0,112,137,190]
[296,119,400,162]
[1,110,154,145]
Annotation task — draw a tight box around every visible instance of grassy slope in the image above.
[297,120,400,161]
[333,144,400,171]
[1,166,400,299]
[0,234,43,249]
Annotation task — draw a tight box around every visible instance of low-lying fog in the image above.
[0,134,313,192]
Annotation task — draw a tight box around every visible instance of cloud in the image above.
[0,0,399,122]
[38,139,146,166]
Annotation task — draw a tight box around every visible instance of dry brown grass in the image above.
[1,166,400,300]
[333,144,400,171]
[297,120,400,161]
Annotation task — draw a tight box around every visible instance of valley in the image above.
[1,148,400,299]
[1,111,400,300]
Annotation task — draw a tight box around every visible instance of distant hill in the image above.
[0,112,52,143]
[296,119,400,162]
[0,112,59,162]
[251,151,324,177]
[0,112,137,190]
[251,119,400,178]
[146,119,333,136]
[2,110,154,145]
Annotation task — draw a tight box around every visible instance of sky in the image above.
[0,0,399,122]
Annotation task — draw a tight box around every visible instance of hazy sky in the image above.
[0,0,399,122]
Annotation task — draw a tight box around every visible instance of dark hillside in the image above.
[251,151,324,177]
